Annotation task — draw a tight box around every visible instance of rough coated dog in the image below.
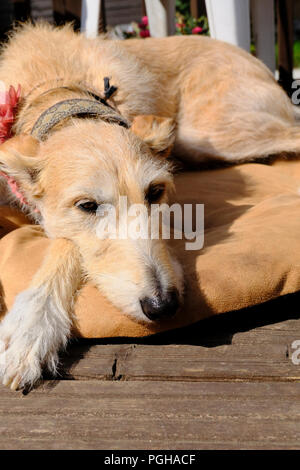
[0,22,298,390]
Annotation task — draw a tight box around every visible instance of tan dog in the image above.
[0,22,298,390]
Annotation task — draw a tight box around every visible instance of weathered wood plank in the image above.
[60,320,300,381]
[0,381,299,449]
[105,0,143,26]
[62,342,300,381]
[116,343,300,382]
[59,343,131,380]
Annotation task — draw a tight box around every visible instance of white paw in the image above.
[0,287,71,390]
[0,334,53,391]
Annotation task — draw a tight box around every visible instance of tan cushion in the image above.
[0,160,300,338]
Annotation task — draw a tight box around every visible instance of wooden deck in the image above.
[1,293,300,450]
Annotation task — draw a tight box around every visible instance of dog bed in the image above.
[0,159,300,338]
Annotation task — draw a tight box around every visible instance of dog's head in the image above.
[0,116,184,322]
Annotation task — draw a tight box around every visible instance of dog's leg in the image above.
[175,112,300,164]
[0,238,81,390]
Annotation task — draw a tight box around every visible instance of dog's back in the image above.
[1,22,299,163]
[0,22,159,127]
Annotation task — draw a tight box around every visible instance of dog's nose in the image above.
[140,289,179,321]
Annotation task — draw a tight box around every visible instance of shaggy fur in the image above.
[0,22,299,390]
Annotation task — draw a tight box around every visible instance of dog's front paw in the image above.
[0,334,46,391]
[0,288,70,391]
[0,320,59,391]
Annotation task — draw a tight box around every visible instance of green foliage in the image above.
[293,41,300,68]
[271,41,300,68]
[176,15,209,35]
[175,0,190,17]
[175,1,209,35]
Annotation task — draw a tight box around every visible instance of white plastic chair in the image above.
[145,0,175,37]
[206,0,275,73]
[81,0,275,73]
[80,0,101,38]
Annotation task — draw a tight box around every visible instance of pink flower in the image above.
[0,85,21,143]
[140,29,150,38]
[141,16,148,26]
[192,26,203,34]
[176,22,185,29]
[139,16,149,29]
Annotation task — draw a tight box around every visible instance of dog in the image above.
[0,22,299,390]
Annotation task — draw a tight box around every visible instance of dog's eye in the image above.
[76,201,99,213]
[145,184,165,204]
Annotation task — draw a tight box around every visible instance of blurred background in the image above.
[0,0,298,98]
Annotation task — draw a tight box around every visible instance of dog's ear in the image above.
[0,135,43,200]
[131,115,175,158]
